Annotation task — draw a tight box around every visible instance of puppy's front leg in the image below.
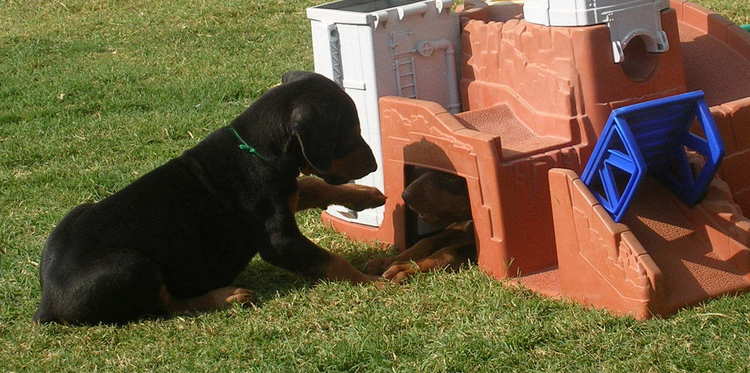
[296,176,385,212]
[364,222,474,275]
[260,194,379,284]
[363,229,461,275]
[383,241,475,283]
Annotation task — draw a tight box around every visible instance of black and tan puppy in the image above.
[34,71,385,325]
[364,169,475,282]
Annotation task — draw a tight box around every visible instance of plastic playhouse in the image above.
[306,0,750,319]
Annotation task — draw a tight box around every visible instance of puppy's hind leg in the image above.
[35,248,169,325]
[35,248,256,324]
[162,287,255,314]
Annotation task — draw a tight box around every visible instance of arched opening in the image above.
[620,35,659,82]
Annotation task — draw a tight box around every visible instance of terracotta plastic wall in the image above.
[437,7,690,277]
[669,0,750,216]
[549,168,661,319]
[549,166,750,319]
[460,7,688,140]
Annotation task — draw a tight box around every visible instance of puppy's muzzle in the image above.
[326,139,377,185]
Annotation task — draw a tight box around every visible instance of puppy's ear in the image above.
[291,102,336,173]
[282,71,320,85]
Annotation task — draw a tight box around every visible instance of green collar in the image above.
[227,127,270,161]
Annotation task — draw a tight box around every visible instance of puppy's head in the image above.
[402,170,471,227]
[282,71,376,185]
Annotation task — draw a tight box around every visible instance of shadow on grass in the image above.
[232,241,394,304]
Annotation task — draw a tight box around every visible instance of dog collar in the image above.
[227,127,270,161]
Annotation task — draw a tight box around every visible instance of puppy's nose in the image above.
[401,190,410,201]
[354,137,377,175]
[364,151,377,174]
[367,161,377,175]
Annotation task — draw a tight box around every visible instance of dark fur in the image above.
[365,170,475,282]
[34,72,384,325]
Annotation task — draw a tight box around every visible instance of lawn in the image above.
[2,0,750,371]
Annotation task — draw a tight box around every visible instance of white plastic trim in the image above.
[372,0,453,29]
[607,2,669,63]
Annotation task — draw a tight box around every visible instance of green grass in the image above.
[2,0,750,371]
[693,0,750,24]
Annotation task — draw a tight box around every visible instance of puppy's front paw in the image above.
[382,261,420,283]
[341,184,386,211]
[364,256,394,275]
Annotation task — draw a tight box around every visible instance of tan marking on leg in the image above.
[296,176,331,211]
[324,255,381,284]
[162,286,255,314]
[364,227,470,275]
[288,189,299,213]
[335,184,386,211]
[383,237,474,283]
[297,176,385,212]
[363,255,397,276]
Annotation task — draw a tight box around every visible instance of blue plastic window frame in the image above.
[581,90,725,222]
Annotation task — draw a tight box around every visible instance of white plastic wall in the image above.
[307,0,460,227]
[523,0,669,26]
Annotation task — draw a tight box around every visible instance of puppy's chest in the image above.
[158,211,263,265]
